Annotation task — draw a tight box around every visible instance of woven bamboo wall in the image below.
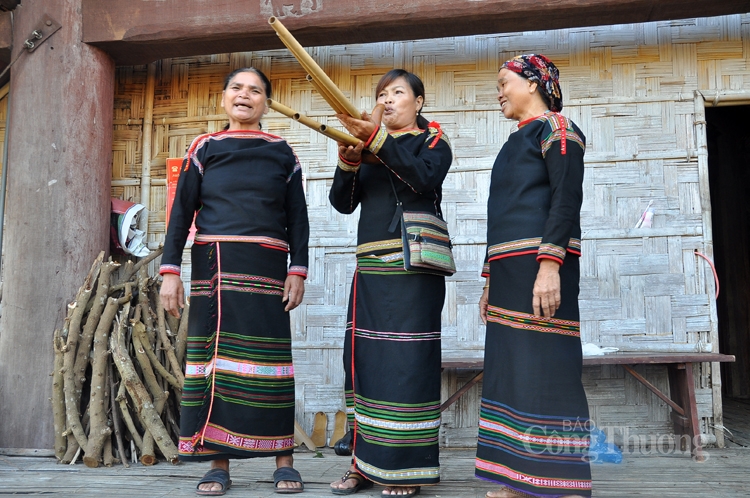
[111,14,750,448]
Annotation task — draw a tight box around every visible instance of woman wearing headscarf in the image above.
[160,67,309,495]
[328,69,452,497]
[476,55,591,498]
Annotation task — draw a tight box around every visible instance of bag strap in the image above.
[386,173,403,233]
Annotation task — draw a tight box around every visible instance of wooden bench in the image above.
[440,352,736,461]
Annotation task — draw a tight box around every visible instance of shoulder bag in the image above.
[386,173,456,277]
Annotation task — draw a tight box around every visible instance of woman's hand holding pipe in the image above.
[337,104,385,142]
[338,141,364,163]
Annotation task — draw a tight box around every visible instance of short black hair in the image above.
[223,67,272,98]
[375,69,429,128]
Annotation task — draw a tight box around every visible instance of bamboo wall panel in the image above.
[111,14,750,448]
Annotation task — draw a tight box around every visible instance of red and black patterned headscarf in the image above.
[501,54,563,112]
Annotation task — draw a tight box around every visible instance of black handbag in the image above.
[387,174,456,277]
[333,429,353,456]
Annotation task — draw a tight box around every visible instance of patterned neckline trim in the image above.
[217,129,284,140]
[518,111,555,129]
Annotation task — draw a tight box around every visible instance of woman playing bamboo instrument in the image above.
[160,67,309,496]
[328,69,452,497]
[476,54,591,498]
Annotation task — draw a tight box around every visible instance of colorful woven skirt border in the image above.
[178,241,295,461]
[476,254,592,496]
[344,253,445,485]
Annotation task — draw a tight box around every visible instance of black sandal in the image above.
[273,466,305,494]
[331,470,373,495]
[196,468,232,496]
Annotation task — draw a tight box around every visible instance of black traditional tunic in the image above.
[329,123,452,486]
[160,130,309,461]
[475,112,592,496]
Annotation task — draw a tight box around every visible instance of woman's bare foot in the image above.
[198,459,230,493]
[485,488,524,498]
[382,486,420,496]
[276,455,303,491]
[330,464,361,491]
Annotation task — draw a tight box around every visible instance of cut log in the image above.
[165,310,180,348]
[116,383,143,451]
[61,253,105,449]
[154,291,185,386]
[83,289,131,468]
[138,267,157,346]
[111,311,179,464]
[109,361,129,468]
[174,302,189,367]
[129,247,163,278]
[73,260,118,399]
[132,321,182,391]
[102,437,119,467]
[131,321,169,466]
[52,329,67,461]
[60,434,80,464]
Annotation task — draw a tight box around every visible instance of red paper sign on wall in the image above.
[166,158,197,242]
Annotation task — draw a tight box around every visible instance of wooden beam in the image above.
[81,0,750,65]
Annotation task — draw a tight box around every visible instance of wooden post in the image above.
[0,0,114,449]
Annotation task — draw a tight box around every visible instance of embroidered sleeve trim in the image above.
[160,264,181,276]
[481,262,490,278]
[288,266,308,279]
[487,238,581,263]
[337,155,361,172]
[538,242,566,258]
[363,125,380,147]
[366,127,388,155]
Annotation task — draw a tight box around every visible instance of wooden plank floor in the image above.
[723,398,750,448]
[2,446,750,497]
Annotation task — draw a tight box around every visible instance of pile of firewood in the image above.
[52,249,187,467]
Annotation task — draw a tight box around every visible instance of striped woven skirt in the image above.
[178,240,296,461]
[475,254,592,497]
[344,249,444,486]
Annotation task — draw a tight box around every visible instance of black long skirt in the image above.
[178,241,296,461]
[344,254,444,486]
[475,255,592,497]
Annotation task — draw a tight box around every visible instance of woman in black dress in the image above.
[328,69,452,497]
[160,67,309,495]
[476,55,591,498]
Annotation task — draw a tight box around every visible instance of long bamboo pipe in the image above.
[306,74,347,115]
[267,99,359,147]
[268,17,360,118]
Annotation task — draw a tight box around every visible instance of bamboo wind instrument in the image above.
[268,16,360,118]
[267,99,360,147]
